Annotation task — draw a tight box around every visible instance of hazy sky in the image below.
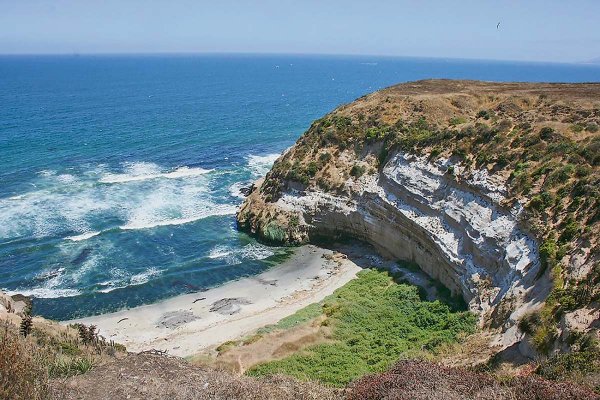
[1,0,598,62]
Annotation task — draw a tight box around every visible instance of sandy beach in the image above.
[66,245,362,357]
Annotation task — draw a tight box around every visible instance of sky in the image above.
[0,0,598,63]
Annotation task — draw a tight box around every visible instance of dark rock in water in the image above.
[239,184,255,197]
[35,267,64,282]
[72,247,92,265]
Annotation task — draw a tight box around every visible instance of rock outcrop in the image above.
[0,290,31,317]
[238,80,600,354]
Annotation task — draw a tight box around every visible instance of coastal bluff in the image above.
[237,80,600,356]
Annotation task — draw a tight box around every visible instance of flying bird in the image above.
[497,22,501,29]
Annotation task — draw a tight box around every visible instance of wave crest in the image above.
[208,242,277,265]
[100,163,212,184]
[246,153,280,177]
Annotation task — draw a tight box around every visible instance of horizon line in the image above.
[0,50,597,66]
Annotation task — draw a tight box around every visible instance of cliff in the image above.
[237,80,600,356]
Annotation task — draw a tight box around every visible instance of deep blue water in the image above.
[1,54,599,320]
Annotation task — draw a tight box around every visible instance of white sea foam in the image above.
[100,162,212,184]
[246,153,280,177]
[130,267,161,285]
[4,287,81,298]
[207,243,276,265]
[38,170,55,177]
[6,266,80,299]
[97,284,125,294]
[97,267,162,293]
[71,253,101,284]
[240,243,277,260]
[35,267,66,282]
[208,245,232,259]
[121,203,236,230]
[120,181,235,230]
[0,160,226,240]
[228,181,250,200]
[56,174,77,184]
[66,231,101,241]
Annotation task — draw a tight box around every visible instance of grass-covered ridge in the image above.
[241,80,599,359]
[246,269,476,386]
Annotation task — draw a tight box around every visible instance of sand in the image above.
[65,245,362,357]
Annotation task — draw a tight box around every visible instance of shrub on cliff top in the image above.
[350,164,366,178]
[346,359,599,400]
[0,324,49,400]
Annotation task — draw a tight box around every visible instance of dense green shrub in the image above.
[518,312,541,336]
[306,161,318,177]
[318,152,331,163]
[476,110,492,120]
[540,126,555,140]
[586,122,599,133]
[537,349,600,381]
[350,164,367,177]
[539,239,558,269]
[532,325,558,354]
[248,270,476,386]
[449,116,467,126]
[570,124,584,133]
[559,216,580,243]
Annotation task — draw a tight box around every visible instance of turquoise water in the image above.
[1,54,599,320]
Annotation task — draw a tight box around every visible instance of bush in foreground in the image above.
[0,325,49,400]
[346,359,599,400]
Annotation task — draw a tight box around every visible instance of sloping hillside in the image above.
[238,80,599,360]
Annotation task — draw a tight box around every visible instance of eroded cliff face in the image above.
[237,80,600,353]
[239,153,543,333]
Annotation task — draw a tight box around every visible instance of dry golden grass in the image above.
[0,323,50,400]
[52,352,340,400]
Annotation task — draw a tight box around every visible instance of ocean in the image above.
[1,54,599,320]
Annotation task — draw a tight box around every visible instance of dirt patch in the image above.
[209,298,252,315]
[212,316,330,374]
[51,353,339,400]
[156,310,199,329]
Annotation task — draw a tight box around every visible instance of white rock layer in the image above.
[274,153,545,323]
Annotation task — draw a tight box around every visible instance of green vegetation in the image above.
[1,319,127,399]
[476,110,493,120]
[257,90,599,364]
[48,355,95,377]
[586,122,599,133]
[537,346,600,389]
[257,302,324,334]
[449,116,467,126]
[262,221,287,242]
[350,164,366,177]
[520,261,600,355]
[247,270,476,386]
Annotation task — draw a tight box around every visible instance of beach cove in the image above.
[68,245,362,357]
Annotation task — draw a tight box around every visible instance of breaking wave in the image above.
[98,267,163,293]
[208,242,277,265]
[0,161,221,241]
[246,153,280,177]
[99,162,212,184]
